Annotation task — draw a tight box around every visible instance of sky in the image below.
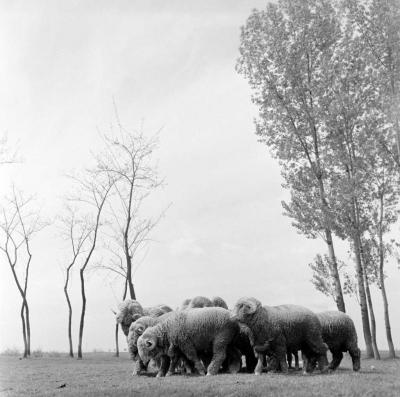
[0,0,399,354]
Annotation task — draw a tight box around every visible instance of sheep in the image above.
[127,315,162,376]
[187,296,213,308]
[180,298,191,310]
[115,299,172,336]
[316,311,361,371]
[211,296,229,309]
[137,307,240,376]
[232,297,328,375]
[116,300,145,336]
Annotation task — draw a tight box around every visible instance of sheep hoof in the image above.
[255,371,262,376]
[165,372,173,377]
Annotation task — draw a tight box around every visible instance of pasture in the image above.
[0,352,399,397]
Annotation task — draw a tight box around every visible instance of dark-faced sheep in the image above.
[232,297,328,375]
[137,307,240,376]
[317,311,360,371]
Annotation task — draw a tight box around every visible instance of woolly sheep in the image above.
[127,315,162,376]
[137,307,240,376]
[180,298,191,310]
[116,300,145,336]
[115,299,172,336]
[211,296,229,309]
[232,297,328,375]
[188,296,213,308]
[316,311,361,371]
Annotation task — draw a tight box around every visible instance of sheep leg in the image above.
[294,351,299,370]
[274,338,288,373]
[254,352,265,375]
[132,358,146,376]
[349,346,361,372]
[165,345,180,376]
[329,349,343,371]
[180,344,206,376]
[156,355,170,377]
[301,351,315,375]
[287,352,292,369]
[207,338,228,375]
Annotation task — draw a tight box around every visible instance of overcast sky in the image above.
[0,0,399,354]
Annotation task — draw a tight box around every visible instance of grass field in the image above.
[0,352,399,397]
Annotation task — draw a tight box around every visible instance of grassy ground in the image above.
[0,352,399,397]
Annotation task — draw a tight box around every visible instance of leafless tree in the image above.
[58,206,92,358]
[0,187,45,358]
[95,116,165,301]
[67,170,114,359]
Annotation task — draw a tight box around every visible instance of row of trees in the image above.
[238,0,399,358]
[0,122,163,359]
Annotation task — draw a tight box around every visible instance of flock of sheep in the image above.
[115,295,361,377]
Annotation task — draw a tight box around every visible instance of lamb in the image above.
[115,299,172,336]
[137,307,240,376]
[316,311,361,371]
[232,297,328,375]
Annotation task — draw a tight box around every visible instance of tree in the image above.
[68,170,114,359]
[95,118,164,301]
[346,0,400,167]
[0,187,45,357]
[237,0,346,312]
[58,206,92,358]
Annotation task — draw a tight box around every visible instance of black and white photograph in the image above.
[0,0,399,396]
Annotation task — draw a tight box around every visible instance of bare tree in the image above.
[0,187,45,358]
[68,170,114,359]
[58,206,92,358]
[95,116,164,301]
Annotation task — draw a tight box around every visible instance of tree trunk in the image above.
[325,228,346,312]
[115,324,120,358]
[24,301,31,356]
[352,232,374,358]
[77,268,86,359]
[125,252,136,300]
[359,240,380,359]
[20,302,28,358]
[64,282,74,357]
[363,267,380,359]
[378,194,396,358]
[115,280,128,357]
[64,265,74,357]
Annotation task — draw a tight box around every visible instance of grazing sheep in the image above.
[137,307,240,376]
[211,296,229,309]
[317,311,361,371]
[188,296,213,308]
[233,297,328,375]
[128,315,162,375]
[235,323,258,373]
[116,299,172,336]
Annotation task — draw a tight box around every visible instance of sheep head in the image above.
[127,316,159,359]
[232,297,261,322]
[137,327,160,365]
[116,299,144,336]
